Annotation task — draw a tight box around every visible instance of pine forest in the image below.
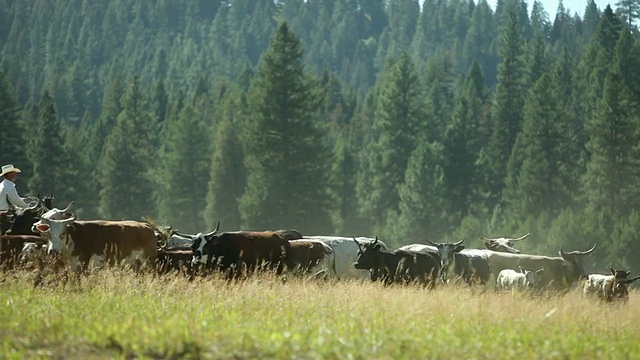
[1,0,640,273]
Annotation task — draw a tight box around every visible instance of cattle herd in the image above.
[0,198,637,303]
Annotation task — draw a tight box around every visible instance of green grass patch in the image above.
[0,270,637,359]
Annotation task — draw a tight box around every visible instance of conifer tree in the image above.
[503,73,576,218]
[485,12,526,205]
[583,29,640,216]
[155,104,210,233]
[98,77,155,220]
[240,22,331,233]
[203,97,245,232]
[26,91,71,201]
[391,141,448,243]
[0,71,27,168]
[356,53,424,229]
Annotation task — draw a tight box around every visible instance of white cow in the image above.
[496,267,544,290]
[302,236,388,280]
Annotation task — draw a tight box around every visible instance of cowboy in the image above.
[0,164,30,234]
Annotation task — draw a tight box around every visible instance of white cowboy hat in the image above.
[0,164,22,177]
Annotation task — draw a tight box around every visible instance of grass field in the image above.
[0,270,638,359]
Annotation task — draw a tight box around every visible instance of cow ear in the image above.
[611,267,615,275]
[537,268,545,274]
[455,245,465,252]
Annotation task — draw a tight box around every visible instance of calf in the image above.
[353,237,440,286]
[0,235,46,269]
[584,268,640,302]
[32,216,158,273]
[496,267,544,291]
[286,239,333,275]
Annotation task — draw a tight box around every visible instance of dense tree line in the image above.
[1,0,640,273]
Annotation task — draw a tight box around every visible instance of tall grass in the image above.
[0,270,638,359]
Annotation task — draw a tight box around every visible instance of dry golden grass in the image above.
[0,269,638,359]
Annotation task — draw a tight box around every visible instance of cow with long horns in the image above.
[398,238,492,285]
[184,221,291,278]
[32,213,157,273]
[483,245,597,290]
[482,233,529,254]
[353,237,440,286]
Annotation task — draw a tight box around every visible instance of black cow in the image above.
[353,237,440,287]
[180,221,291,278]
[398,240,492,285]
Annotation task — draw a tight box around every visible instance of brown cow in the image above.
[180,222,290,278]
[286,239,334,275]
[0,235,47,269]
[156,248,193,275]
[32,216,157,273]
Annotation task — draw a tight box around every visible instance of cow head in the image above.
[353,236,384,271]
[558,244,597,283]
[519,266,544,288]
[184,221,220,266]
[611,267,631,280]
[424,237,465,270]
[31,214,77,254]
[482,233,529,254]
[609,276,640,302]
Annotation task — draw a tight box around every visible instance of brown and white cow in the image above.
[32,216,157,273]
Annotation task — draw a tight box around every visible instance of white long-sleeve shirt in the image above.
[0,179,29,210]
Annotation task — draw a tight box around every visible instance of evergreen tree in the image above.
[390,141,448,243]
[443,61,490,221]
[240,22,332,233]
[26,91,71,201]
[155,104,210,233]
[583,29,640,216]
[615,0,640,27]
[356,53,424,230]
[0,71,27,168]
[98,77,155,220]
[485,12,526,206]
[328,132,364,235]
[204,98,245,231]
[503,74,577,218]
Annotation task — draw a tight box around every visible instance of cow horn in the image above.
[174,230,195,238]
[424,239,438,246]
[63,215,76,223]
[353,237,362,251]
[453,237,466,246]
[26,197,41,210]
[373,236,379,246]
[480,235,494,241]
[510,233,530,241]
[205,221,220,237]
[578,244,597,255]
[60,201,74,213]
[621,275,640,285]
